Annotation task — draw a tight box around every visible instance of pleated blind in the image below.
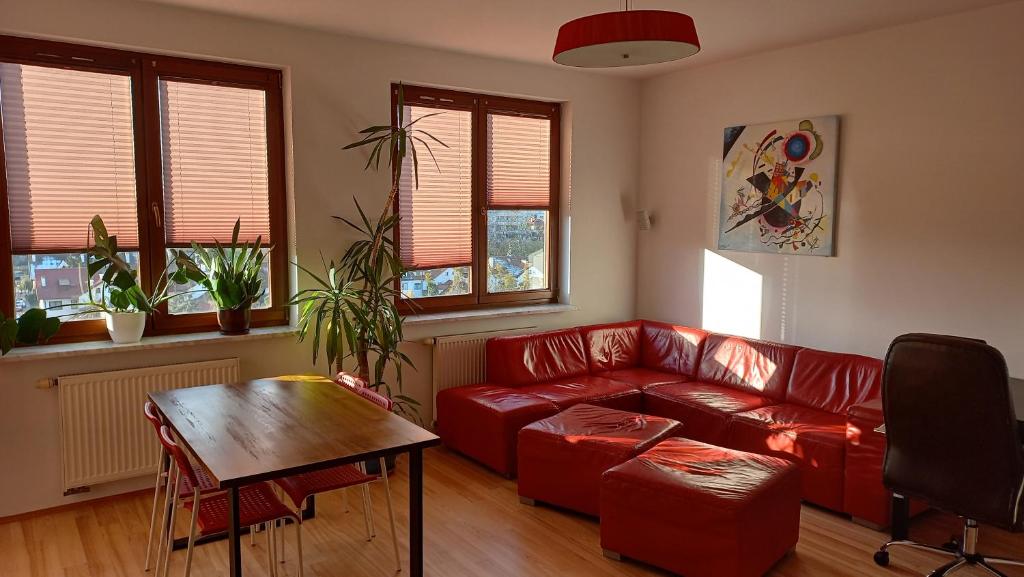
[486,113,551,207]
[398,105,473,270]
[0,63,140,252]
[159,79,270,247]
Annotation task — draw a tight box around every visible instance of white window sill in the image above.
[402,303,578,326]
[0,325,298,364]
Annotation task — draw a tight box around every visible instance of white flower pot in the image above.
[104,311,147,344]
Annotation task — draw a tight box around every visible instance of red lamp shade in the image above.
[553,10,700,68]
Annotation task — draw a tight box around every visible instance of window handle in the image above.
[151,203,162,228]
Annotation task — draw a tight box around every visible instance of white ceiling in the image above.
[137,0,1013,78]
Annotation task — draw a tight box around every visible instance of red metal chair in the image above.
[272,373,401,572]
[143,401,219,572]
[157,425,302,577]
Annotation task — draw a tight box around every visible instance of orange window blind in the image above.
[159,79,270,247]
[397,104,473,270]
[486,113,551,208]
[0,63,139,252]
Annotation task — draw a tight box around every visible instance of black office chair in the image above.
[874,333,1024,576]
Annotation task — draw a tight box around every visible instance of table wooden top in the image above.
[149,378,440,488]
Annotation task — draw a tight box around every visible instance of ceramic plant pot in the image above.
[104,311,146,344]
[217,306,252,335]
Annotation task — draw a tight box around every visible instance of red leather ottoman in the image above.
[601,438,801,577]
[517,404,683,516]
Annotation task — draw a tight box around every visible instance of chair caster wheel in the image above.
[873,550,890,567]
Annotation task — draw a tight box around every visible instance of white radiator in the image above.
[429,328,534,423]
[58,358,239,493]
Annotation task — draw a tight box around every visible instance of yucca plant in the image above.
[291,85,444,421]
[171,219,270,310]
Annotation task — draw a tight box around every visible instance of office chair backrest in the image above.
[883,333,1024,530]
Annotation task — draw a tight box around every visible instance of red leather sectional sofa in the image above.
[435,319,895,526]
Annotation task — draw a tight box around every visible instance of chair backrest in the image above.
[883,333,1024,530]
[143,401,163,433]
[335,371,367,389]
[335,371,393,411]
[353,385,393,411]
[157,425,201,489]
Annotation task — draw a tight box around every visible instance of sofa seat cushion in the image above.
[599,367,688,390]
[727,403,847,511]
[517,404,683,516]
[519,376,643,411]
[436,384,559,477]
[643,382,774,445]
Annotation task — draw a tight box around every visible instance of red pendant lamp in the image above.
[553,3,700,68]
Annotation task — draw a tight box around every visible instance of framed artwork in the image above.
[718,116,839,256]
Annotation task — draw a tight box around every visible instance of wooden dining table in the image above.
[149,378,441,577]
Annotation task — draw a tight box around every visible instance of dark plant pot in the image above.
[364,453,398,475]
[217,307,251,335]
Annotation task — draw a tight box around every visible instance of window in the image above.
[394,85,560,313]
[0,36,287,342]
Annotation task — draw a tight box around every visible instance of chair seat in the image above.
[275,465,376,508]
[643,381,774,444]
[186,482,295,535]
[179,462,219,498]
[727,403,847,511]
[518,376,643,411]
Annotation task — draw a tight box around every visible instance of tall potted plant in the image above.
[292,86,444,421]
[171,219,271,335]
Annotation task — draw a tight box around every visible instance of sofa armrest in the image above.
[847,398,883,424]
[843,398,888,526]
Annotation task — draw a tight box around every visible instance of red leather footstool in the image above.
[517,403,683,516]
[601,438,801,577]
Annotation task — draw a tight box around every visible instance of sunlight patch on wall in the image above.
[701,250,762,338]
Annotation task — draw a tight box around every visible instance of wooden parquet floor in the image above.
[2,446,1022,576]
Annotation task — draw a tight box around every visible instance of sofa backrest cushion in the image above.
[580,320,642,372]
[696,333,798,401]
[787,348,882,414]
[639,321,708,377]
[486,328,589,386]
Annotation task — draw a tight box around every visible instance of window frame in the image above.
[392,84,560,315]
[0,35,289,343]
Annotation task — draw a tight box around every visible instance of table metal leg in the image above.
[891,492,910,541]
[228,487,242,577]
[410,447,424,577]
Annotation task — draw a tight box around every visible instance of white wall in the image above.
[637,2,1024,376]
[0,0,640,516]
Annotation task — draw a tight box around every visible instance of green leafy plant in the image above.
[1,214,190,355]
[87,215,184,313]
[0,308,60,355]
[171,219,270,311]
[292,85,444,420]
